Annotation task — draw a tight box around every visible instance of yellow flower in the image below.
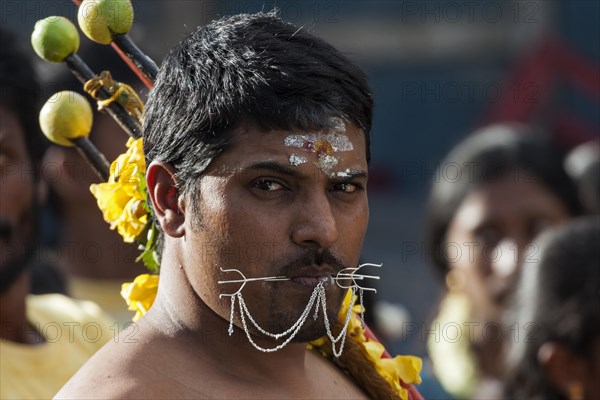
[121,274,159,321]
[363,340,423,399]
[90,137,148,243]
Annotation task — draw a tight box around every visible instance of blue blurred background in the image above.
[3,0,599,356]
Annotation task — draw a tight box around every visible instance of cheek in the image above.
[445,233,496,307]
[446,227,494,280]
[445,232,482,276]
[201,197,279,269]
[342,202,368,243]
[183,233,232,321]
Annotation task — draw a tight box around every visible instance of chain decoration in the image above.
[217,263,381,356]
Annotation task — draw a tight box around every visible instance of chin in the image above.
[272,307,339,343]
[290,328,327,343]
[244,282,347,343]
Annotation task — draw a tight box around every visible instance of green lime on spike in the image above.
[78,0,134,45]
[39,91,93,147]
[31,16,80,63]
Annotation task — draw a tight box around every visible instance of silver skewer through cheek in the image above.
[217,268,289,298]
[217,263,382,297]
[334,263,382,293]
[216,263,382,354]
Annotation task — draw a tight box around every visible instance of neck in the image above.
[145,253,310,383]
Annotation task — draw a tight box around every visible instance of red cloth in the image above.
[408,384,425,400]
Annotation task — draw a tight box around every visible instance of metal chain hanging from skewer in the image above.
[217,264,381,356]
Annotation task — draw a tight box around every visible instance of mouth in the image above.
[290,275,334,288]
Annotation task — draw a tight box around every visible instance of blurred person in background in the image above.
[564,140,600,215]
[504,216,600,400]
[424,123,580,399]
[41,44,147,325]
[0,26,111,399]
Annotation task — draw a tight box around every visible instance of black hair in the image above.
[143,11,372,200]
[504,216,600,399]
[425,123,580,278]
[142,12,373,258]
[0,26,46,166]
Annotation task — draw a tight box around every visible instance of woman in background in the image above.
[424,123,580,398]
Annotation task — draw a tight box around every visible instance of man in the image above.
[0,27,111,399]
[57,13,421,399]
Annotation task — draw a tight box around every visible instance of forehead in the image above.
[453,175,569,228]
[212,121,367,171]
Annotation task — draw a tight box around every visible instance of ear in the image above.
[146,161,185,238]
[538,342,586,398]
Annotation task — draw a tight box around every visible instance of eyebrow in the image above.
[332,169,368,180]
[241,161,303,178]
[239,161,368,180]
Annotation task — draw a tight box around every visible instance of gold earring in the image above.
[567,381,584,400]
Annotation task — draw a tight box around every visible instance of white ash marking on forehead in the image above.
[336,169,352,178]
[284,133,354,152]
[283,117,354,176]
[330,116,347,134]
[318,155,339,174]
[289,154,307,166]
[284,116,354,152]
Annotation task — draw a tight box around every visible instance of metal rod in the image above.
[113,34,158,82]
[72,137,111,181]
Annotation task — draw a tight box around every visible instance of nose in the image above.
[291,191,339,249]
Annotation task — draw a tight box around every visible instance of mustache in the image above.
[276,249,348,277]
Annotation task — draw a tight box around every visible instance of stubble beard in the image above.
[252,283,345,343]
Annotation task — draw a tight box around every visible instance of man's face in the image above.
[0,106,36,277]
[181,121,369,341]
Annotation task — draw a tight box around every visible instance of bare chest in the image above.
[145,353,368,399]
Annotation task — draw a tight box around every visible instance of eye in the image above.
[333,182,359,193]
[252,178,286,191]
[475,225,501,246]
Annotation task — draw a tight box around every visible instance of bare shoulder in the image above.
[55,334,149,399]
[55,322,208,399]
